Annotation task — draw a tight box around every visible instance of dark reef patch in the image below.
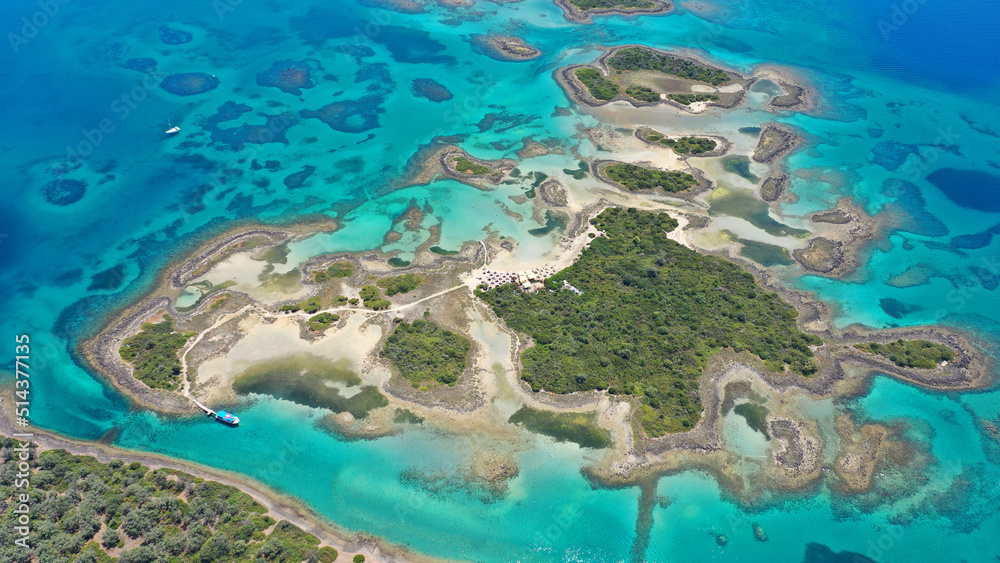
[355,63,396,93]
[879,297,924,319]
[970,266,1000,291]
[881,179,949,238]
[334,44,376,62]
[300,96,384,134]
[283,165,317,190]
[476,110,538,134]
[42,179,87,206]
[121,57,157,73]
[87,264,127,291]
[927,168,1000,213]
[158,25,193,45]
[289,7,363,48]
[947,221,1000,250]
[803,543,875,563]
[412,78,453,102]
[257,59,324,96]
[201,101,295,151]
[161,72,219,96]
[871,141,919,171]
[374,26,456,65]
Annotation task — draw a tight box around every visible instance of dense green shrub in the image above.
[377,274,423,296]
[307,313,341,332]
[625,86,660,102]
[667,93,720,105]
[607,47,731,85]
[314,262,353,282]
[656,135,717,154]
[119,316,194,390]
[382,320,471,386]
[0,448,341,563]
[279,296,322,314]
[604,163,698,192]
[478,208,821,435]
[574,68,619,100]
[453,157,490,175]
[854,339,954,369]
[567,0,654,10]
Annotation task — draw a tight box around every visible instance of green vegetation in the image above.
[625,86,660,103]
[854,339,955,369]
[508,406,611,448]
[643,132,717,155]
[233,354,388,418]
[604,163,698,193]
[478,208,821,435]
[0,442,338,563]
[566,0,654,11]
[119,316,195,391]
[666,93,720,105]
[574,68,619,101]
[359,285,391,310]
[314,262,354,282]
[607,47,731,86]
[733,403,770,438]
[382,320,471,386]
[278,296,322,314]
[354,555,366,563]
[307,312,340,332]
[377,273,423,296]
[453,157,490,175]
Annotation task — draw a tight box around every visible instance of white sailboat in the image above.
[165,120,180,135]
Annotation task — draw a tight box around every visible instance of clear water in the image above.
[2,0,999,560]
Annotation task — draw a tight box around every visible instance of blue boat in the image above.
[214,410,240,426]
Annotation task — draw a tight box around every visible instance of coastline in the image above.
[0,399,431,563]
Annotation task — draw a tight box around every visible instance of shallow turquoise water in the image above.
[2,0,1000,560]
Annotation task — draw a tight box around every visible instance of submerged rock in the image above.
[161,73,219,96]
[752,522,768,542]
[42,179,86,206]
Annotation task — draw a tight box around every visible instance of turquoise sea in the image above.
[2,0,1000,560]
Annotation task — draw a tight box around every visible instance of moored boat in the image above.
[215,410,239,425]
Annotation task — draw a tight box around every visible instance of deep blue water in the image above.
[2,0,1000,561]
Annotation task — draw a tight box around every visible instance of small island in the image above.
[596,161,700,193]
[554,0,672,24]
[637,128,728,157]
[559,45,751,112]
[469,34,542,62]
